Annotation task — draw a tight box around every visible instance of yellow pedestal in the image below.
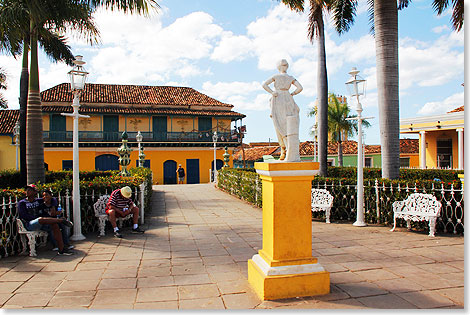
[248,161,330,300]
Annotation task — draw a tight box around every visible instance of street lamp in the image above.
[311,124,317,162]
[63,55,89,241]
[136,131,143,167]
[212,131,217,182]
[345,67,367,227]
[13,121,20,170]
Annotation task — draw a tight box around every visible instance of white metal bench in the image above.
[390,193,442,237]
[311,189,334,223]
[16,219,48,257]
[94,195,133,236]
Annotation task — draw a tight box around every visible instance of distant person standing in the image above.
[176,164,185,184]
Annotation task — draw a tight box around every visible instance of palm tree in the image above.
[327,93,370,166]
[0,67,7,108]
[0,0,99,184]
[309,93,370,166]
[281,0,357,176]
[371,0,463,179]
[2,0,157,184]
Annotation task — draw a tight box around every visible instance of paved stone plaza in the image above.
[0,184,464,309]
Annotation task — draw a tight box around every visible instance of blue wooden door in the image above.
[163,160,177,184]
[153,116,167,141]
[50,114,66,141]
[95,154,119,171]
[103,115,119,141]
[198,117,212,141]
[186,159,200,184]
[211,159,224,171]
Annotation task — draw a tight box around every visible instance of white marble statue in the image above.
[262,59,303,162]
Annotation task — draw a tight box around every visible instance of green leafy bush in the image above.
[327,166,463,181]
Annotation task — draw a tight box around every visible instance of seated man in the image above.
[18,184,74,255]
[41,190,73,251]
[106,186,145,238]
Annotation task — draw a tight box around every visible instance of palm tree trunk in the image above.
[19,39,29,186]
[26,22,45,184]
[374,0,400,179]
[338,137,343,166]
[316,12,328,176]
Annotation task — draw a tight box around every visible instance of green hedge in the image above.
[217,167,463,234]
[217,168,262,208]
[0,169,118,189]
[327,166,463,181]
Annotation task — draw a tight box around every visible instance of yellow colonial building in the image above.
[400,106,464,169]
[0,110,20,170]
[0,83,245,184]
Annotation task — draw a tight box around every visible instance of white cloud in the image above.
[0,55,22,109]
[201,81,268,111]
[432,25,450,33]
[211,32,254,63]
[399,35,463,89]
[246,5,311,70]
[418,92,464,115]
[83,9,225,85]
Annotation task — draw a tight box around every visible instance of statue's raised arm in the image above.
[262,59,302,162]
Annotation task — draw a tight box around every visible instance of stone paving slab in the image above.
[0,183,464,309]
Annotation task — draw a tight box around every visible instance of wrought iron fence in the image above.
[312,179,464,234]
[0,183,148,259]
[217,168,464,235]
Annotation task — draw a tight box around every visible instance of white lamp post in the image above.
[136,131,143,167]
[345,67,368,227]
[13,121,20,170]
[212,131,217,182]
[311,123,317,162]
[63,55,89,241]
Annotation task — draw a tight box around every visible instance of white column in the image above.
[457,128,464,170]
[354,108,366,227]
[420,131,426,169]
[63,93,89,241]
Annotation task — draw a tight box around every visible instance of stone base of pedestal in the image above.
[248,255,330,300]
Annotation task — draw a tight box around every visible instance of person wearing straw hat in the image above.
[106,186,145,238]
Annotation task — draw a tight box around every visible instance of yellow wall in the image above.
[419,130,460,169]
[171,117,194,132]
[43,115,49,131]
[0,136,17,170]
[401,154,419,168]
[79,116,101,131]
[126,116,150,132]
[44,147,232,184]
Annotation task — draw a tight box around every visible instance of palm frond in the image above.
[280,0,305,12]
[38,29,75,66]
[308,0,324,41]
[367,0,374,35]
[330,0,357,35]
[87,0,159,16]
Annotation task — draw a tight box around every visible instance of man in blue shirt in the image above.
[18,184,74,256]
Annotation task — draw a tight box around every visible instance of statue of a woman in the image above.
[262,59,303,162]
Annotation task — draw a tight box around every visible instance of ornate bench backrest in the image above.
[16,218,28,233]
[403,193,441,216]
[311,189,333,210]
[94,195,110,217]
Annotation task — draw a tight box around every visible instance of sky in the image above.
[0,0,465,146]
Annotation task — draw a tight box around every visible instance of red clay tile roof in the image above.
[248,139,419,159]
[448,106,464,113]
[41,105,244,118]
[40,83,245,118]
[41,83,234,107]
[233,146,279,161]
[400,138,419,154]
[0,109,19,134]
